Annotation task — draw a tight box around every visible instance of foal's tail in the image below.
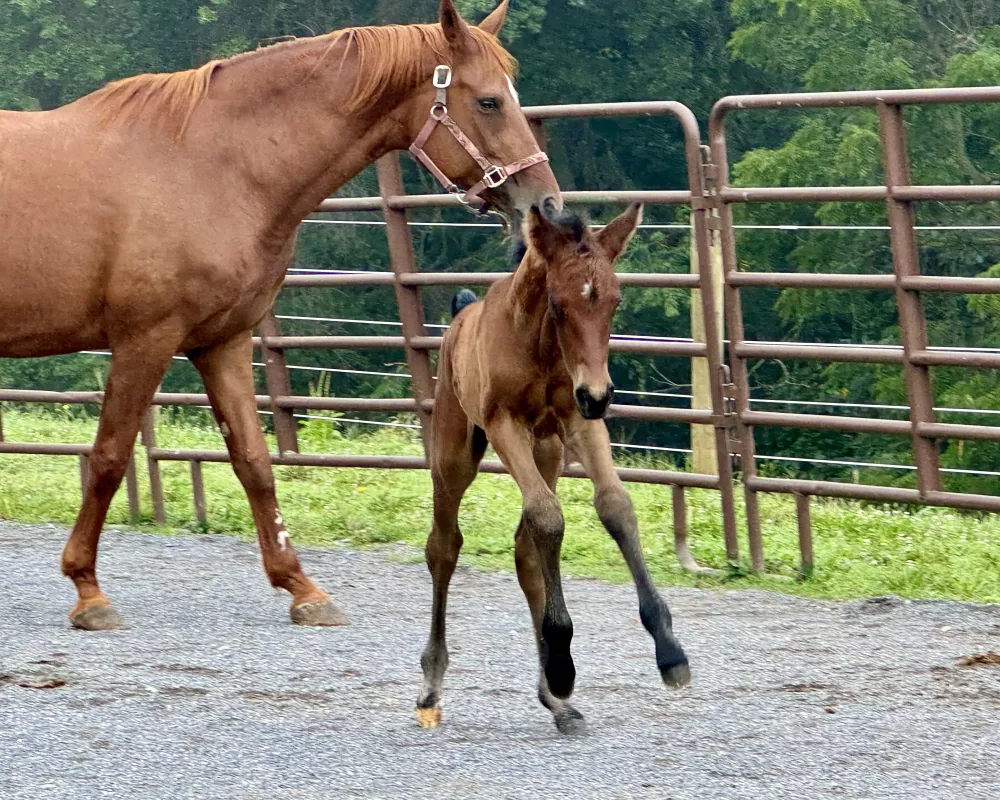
[451,289,479,319]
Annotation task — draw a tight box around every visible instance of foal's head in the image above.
[407,1,561,218]
[526,202,644,420]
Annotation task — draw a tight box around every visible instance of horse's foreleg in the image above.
[511,435,584,734]
[62,333,179,630]
[415,410,484,729]
[487,416,582,734]
[189,332,346,627]
[562,417,691,688]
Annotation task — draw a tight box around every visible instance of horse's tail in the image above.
[451,288,479,319]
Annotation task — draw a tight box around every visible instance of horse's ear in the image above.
[597,203,643,261]
[478,0,509,36]
[440,0,473,50]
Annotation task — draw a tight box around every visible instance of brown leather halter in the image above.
[409,65,550,216]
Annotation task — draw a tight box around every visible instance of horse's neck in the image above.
[195,36,415,240]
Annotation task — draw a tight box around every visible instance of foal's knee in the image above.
[524,494,564,544]
[594,486,638,543]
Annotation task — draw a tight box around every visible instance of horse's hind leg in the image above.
[62,333,179,630]
[514,435,585,734]
[415,388,485,728]
[563,417,690,688]
[189,332,345,626]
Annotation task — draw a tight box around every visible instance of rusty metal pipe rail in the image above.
[146,448,721,490]
[746,476,1000,514]
[282,272,702,289]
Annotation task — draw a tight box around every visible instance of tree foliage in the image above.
[3,0,1000,490]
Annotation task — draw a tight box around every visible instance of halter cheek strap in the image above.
[408,65,550,215]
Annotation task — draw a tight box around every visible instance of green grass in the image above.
[1,407,999,603]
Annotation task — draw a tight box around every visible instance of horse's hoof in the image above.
[70,604,128,631]
[553,706,587,736]
[290,600,349,627]
[415,706,442,729]
[661,661,691,689]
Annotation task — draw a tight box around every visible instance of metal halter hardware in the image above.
[408,64,550,215]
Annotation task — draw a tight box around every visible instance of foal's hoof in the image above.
[661,661,692,689]
[290,600,349,627]
[553,706,587,736]
[415,706,442,729]
[70,604,128,631]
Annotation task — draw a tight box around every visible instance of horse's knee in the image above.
[594,486,637,544]
[231,450,275,494]
[425,526,463,573]
[87,442,132,494]
[524,495,564,542]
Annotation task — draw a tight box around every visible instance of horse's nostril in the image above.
[543,195,561,214]
[607,383,615,399]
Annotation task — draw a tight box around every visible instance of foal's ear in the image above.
[478,0,509,37]
[527,203,586,259]
[440,0,473,49]
[597,203,643,262]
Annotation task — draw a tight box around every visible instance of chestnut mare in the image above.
[417,203,690,734]
[0,0,559,631]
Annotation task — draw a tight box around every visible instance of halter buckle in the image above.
[433,65,453,89]
[430,103,448,121]
[482,165,508,189]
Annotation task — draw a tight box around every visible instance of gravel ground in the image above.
[1,522,999,799]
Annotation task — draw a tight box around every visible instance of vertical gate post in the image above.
[708,118,766,574]
[689,184,725,476]
[377,153,436,456]
[140,406,167,525]
[679,111,741,568]
[258,311,298,455]
[877,102,942,496]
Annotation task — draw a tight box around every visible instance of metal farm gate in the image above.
[2,88,1000,576]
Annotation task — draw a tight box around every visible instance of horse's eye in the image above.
[477,97,500,112]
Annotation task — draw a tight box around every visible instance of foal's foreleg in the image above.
[189,332,346,626]
[513,435,585,733]
[415,383,486,727]
[487,416,579,731]
[62,333,179,630]
[563,417,691,688]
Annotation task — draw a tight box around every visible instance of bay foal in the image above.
[0,0,560,630]
[417,203,691,733]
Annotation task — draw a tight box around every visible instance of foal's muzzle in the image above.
[575,384,614,420]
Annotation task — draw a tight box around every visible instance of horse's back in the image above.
[0,108,118,356]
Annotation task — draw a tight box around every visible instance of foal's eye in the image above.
[477,97,501,112]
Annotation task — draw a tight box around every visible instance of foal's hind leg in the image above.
[189,332,345,626]
[415,403,486,727]
[514,435,585,734]
[62,333,179,630]
[563,417,690,688]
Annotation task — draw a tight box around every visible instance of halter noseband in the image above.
[408,65,550,216]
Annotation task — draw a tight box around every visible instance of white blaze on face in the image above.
[581,281,593,299]
[507,75,520,106]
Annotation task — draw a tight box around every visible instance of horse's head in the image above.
[526,202,643,420]
[406,0,561,220]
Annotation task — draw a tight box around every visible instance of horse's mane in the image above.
[92,23,517,140]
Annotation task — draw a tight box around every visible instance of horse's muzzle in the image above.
[575,384,614,420]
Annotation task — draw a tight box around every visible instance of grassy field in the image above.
[1,407,998,603]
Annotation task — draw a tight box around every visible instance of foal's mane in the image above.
[92,23,516,140]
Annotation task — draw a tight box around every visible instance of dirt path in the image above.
[2,523,998,799]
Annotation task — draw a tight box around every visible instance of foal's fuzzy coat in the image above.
[417,203,690,733]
